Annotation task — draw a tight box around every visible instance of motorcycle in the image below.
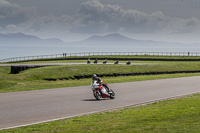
[91,82,115,100]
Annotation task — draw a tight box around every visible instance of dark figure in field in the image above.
[103,59,107,64]
[94,59,98,64]
[126,60,131,65]
[114,60,119,64]
[87,58,91,64]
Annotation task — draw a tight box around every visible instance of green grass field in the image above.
[67,55,200,59]
[4,55,200,64]
[1,56,200,132]
[1,61,200,93]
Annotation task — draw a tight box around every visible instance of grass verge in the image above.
[4,55,200,64]
[1,72,200,93]
[1,64,200,93]
[1,60,200,93]
[1,93,200,133]
[1,57,200,132]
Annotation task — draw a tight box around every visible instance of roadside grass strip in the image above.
[1,57,200,132]
[1,93,200,133]
[1,61,200,93]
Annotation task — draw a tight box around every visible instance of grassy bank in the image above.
[68,55,200,60]
[1,93,200,133]
[1,61,200,93]
[1,56,200,132]
[10,62,200,80]
[5,55,200,64]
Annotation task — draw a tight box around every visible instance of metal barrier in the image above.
[1,52,200,63]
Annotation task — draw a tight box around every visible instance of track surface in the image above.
[0,62,157,66]
[1,76,200,130]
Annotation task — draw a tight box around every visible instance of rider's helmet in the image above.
[92,74,97,80]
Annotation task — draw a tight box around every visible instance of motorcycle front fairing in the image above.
[100,86,110,98]
[91,81,110,98]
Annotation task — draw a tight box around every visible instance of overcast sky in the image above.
[1,0,200,43]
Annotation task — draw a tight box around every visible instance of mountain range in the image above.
[0,32,64,45]
[71,33,196,47]
[84,33,134,43]
[0,32,198,47]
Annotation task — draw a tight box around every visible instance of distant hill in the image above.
[69,33,170,46]
[2,32,199,47]
[68,33,199,48]
[84,33,135,43]
[0,33,64,45]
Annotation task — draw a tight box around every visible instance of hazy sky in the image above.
[1,0,200,43]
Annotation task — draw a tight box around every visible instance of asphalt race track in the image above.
[0,62,158,66]
[1,76,200,130]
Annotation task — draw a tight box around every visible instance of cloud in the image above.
[28,14,75,33]
[5,24,18,31]
[1,0,200,38]
[0,0,34,28]
[164,17,200,34]
[69,0,200,34]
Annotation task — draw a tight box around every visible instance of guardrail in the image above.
[1,52,200,63]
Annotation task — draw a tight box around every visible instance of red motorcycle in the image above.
[92,83,115,100]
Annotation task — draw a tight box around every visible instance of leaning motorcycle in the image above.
[92,83,115,100]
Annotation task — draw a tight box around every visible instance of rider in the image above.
[91,74,111,93]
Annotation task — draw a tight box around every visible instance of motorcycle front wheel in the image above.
[110,89,115,99]
[94,92,102,100]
